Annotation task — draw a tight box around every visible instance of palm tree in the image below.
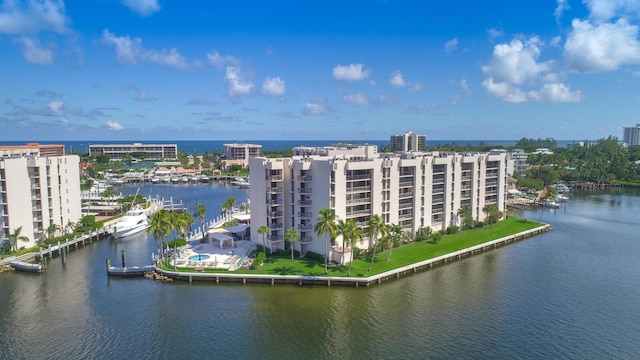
[482,203,502,228]
[65,220,76,235]
[338,219,362,277]
[457,205,473,230]
[7,226,29,252]
[367,214,387,272]
[46,223,61,240]
[285,228,299,262]
[194,204,207,239]
[257,225,269,256]
[314,208,337,274]
[147,210,171,262]
[386,224,404,262]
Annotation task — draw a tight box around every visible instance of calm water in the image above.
[2,185,640,359]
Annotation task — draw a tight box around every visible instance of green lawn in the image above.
[171,216,544,278]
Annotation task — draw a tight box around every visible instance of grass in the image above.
[161,216,544,278]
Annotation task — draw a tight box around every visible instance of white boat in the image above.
[190,176,199,183]
[151,177,160,183]
[200,175,210,183]
[557,194,569,201]
[181,177,189,183]
[111,208,149,237]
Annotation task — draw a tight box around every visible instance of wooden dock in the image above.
[107,265,155,277]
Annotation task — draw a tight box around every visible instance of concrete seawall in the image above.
[153,224,552,287]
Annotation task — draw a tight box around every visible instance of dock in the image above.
[107,265,155,277]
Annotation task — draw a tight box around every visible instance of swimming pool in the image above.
[187,254,210,261]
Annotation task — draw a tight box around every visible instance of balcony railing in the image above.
[297,200,312,206]
[297,212,312,219]
[346,174,370,181]
[346,197,371,205]
[268,187,283,193]
[297,175,313,181]
[268,236,283,242]
[298,224,312,230]
[266,199,283,205]
[267,210,283,217]
[299,236,313,244]
[268,175,283,181]
[399,202,413,209]
[346,185,371,193]
[346,208,370,217]
[297,188,312,194]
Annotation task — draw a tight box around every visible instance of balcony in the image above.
[268,236,283,242]
[398,213,413,220]
[399,202,413,209]
[346,174,370,181]
[346,197,371,205]
[299,236,313,244]
[297,212,312,219]
[268,175,283,181]
[266,199,283,205]
[267,210,283,217]
[398,190,413,199]
[432,176,445,184]
[346,208,370,217]
[297,188,312,194]
[268,187,283,193]
[297,175,313,181]
[297,200,312,206]
[298,223,312,231]
[268,223,284,230]
[346,185,371,193]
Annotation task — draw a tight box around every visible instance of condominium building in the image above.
[510,149,529,175]
[223,143,262,168]
[89,143,177,160]
[0,143,65,158]
[390,131,426,152]
[1,149,81,250]
[623,124,640,146]
[249,145,508,263]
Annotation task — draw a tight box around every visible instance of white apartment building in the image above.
[249,145,508,263]
[390,131,427,152]
[1,154,81,250]
[223,143,262,168]
[89,143,178,160]
[623,124,640,146]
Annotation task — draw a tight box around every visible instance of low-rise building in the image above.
[223,143,262,168]
[89,143,178,160]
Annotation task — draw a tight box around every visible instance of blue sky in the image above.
[1,0,639,141]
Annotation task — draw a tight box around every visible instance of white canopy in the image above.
[209,232,234,248]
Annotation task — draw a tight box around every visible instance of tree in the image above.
[194,204,207,239]
[457,205,473,230]
[147,210,171,261]
[221,197,237,222]
[285,228,299,262]
[46,223,61,240]
[7,226,29,252]
[482,204,502,228]
[314,208,338,274]
[386,224,404,261]
[337,219,362,276]
[65,220,76,235]
[257,225,269,256]
[367,214,387,272]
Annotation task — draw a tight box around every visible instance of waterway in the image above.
[1,185,640,359]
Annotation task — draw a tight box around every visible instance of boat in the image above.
[110,207,149,237]
[200,175,210,183]
[557,194,569,201]
[10,260,44,273]
[545,200,560,209]
[151,177,160,184]
[181,177,189,183]
[171,177,180,183]
[190,176,199,183]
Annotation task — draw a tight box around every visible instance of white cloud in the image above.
[482,78,527,103]
[332,63,371,81]
[460,79,471,93]
[136,90,156,102]
[555,0,569,22]
[564,18,640,73]
[262,77,285,96]
[408,83,423,92]
[529,82,581,102]
[343,93,370,107]
[583,0,640,23]
[122,0,160,17]
[482,37,548,85]
[444,38,458,52]
[225,66,253,97]
[390,70,406,87]
[206,50,239,69]
[17,36,53,64]
[101,29,189,69]
[303,99,331,115]
[0,0,70,34]
[47,100,64,115]
[107,121,123,130]
[486,28,504,42]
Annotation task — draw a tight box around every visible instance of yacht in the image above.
[110,208,149,237]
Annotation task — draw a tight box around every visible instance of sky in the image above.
[1,0,640,142]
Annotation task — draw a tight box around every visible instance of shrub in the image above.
[431,232,443,243]
[256,244,272,255]
[167,238,187,248]
[275,249,300,258]
[446,226,459,234]
[304,251,326,264]
[252,252,265,269]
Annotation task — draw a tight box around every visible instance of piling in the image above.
[121,250,126,268]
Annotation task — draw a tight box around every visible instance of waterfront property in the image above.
[249,145,509,263]
[89,143,178,160]
[222,143,262,168]
[1,145,81,249]
[390,131,427,152]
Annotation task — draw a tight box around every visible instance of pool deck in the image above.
[169,239,254,271]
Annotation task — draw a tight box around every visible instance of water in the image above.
[0,139,579,155]
[2,186,640,359]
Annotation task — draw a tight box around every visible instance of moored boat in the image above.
[110,208,149,237]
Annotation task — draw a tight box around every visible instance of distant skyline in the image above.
[1,0,639,141]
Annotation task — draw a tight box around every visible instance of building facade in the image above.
[250,146,508,263]
[89,143,178,160]
[1,152,81,250]
[390,131,427,152]
[623,124,640,146]
[223,143,262,168]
